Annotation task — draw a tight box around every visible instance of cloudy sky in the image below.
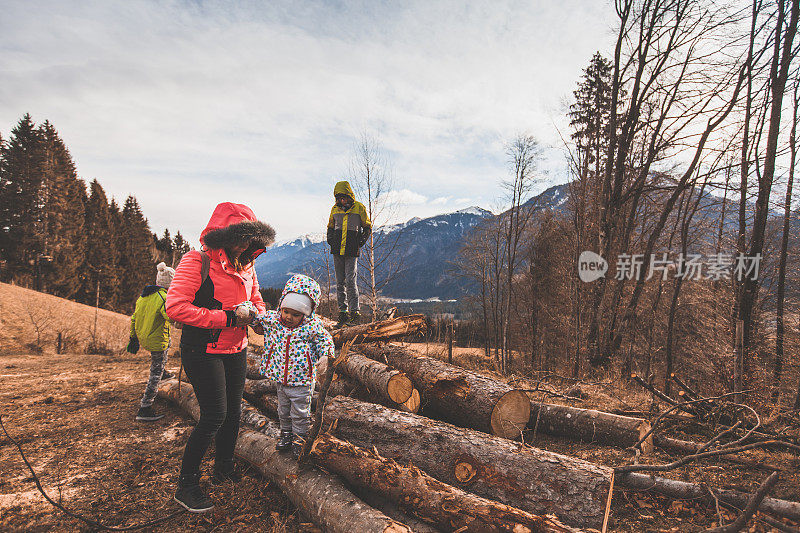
[1,0,616,246]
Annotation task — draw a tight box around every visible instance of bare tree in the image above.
[773,80,798,403]
[349,133,404,318]
[456,221,495,360]
[587,0,751,366]
[737,0,799,373]
[499,134,540,374]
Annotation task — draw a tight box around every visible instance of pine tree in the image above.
[569,52,614,170]
[154,228,174,264]
[116,195,154,311]
[78,180,118,309]
[39,121,85,297]
[0,114,45,285]
[172,231,191,267]
[568,52,616,254]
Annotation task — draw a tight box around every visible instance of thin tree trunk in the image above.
[738,0,799,358]
[773,82,798,403]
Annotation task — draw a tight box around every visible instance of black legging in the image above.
[179,345,247,477]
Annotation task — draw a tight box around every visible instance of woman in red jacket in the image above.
[166,202,274,513]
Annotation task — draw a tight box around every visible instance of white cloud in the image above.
[0,0,616,240]
[383,189,428,206]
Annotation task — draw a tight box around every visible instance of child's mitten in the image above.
[126,337,140,354]
[234,301,258,324]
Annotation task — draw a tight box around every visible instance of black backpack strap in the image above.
[199,251,210,283]
[157,290,167,310]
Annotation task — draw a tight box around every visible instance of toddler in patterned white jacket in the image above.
[254,274,335,458]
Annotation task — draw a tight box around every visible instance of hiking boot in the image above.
[212,460,242,484]
[174,473,214,513]
[161,370,174,380]
[136,406,164,422]
[292,434,307,460]
[276,430,293,453]
[348,311,361,325]
[335,312,349,328]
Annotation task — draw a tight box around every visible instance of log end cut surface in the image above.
[491,390,532,439]
[386,373,414,404]
[398,388,421,413]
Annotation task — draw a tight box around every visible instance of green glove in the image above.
[126,337,139,354]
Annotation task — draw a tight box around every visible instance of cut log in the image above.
[352,489,443,533]
[398,387,421,414]
[246,353,268,380]
[357,343,530,440]
[157,380,410,533]
[245,378,278,395]
[619,472,800,522]
[310,433,582,533]
[338,352,414,404]
[244,374,420,416]
[529,402,654,453]
[322,395,612,529]
[332,314,427,347]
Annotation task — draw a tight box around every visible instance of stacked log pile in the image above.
[157,316,800,532]
[355,343,531,440]
[157,380,412,533]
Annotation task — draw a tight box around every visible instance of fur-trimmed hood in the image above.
[200,203,275,261]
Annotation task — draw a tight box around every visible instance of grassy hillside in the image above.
[0,282,135,355]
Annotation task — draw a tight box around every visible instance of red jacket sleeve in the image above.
[166,251,228,328]
[249,268,267,313]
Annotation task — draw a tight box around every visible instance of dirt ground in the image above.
[0,349,300,532]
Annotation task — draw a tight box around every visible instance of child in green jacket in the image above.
[128,262,175,421]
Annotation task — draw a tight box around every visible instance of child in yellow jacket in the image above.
[128,262,175,421]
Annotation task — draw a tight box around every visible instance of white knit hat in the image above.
[280,292,313,316]
[156,262,175,288]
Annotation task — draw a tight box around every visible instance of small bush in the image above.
[25,342,44,354]
[85,340,115,356]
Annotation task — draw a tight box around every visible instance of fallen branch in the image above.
[669,373,700,399]
[631,374,696,416]
[298,337,354,463]
[618,472,800,522]
[654,435,788,472]
[704,472,779,533]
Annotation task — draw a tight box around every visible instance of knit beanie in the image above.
[280,292,314,317]
[156,262,175,288]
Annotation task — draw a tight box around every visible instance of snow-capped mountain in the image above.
[254,205,495,298]
[255,181,795,300]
